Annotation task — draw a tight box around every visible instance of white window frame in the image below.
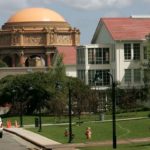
[124,43,131,60]
[125,69,132,83]
[124,43,141,61]
[133,43,140,60]
[134,69,141,83]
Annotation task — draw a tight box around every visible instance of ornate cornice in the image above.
[2,22,71,30]
[0,21,80,48]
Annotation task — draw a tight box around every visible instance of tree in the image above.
[0,59,8,67]
[0,54,96,118]
[142,34,150,108]
[0,72,52,115]
[68,77,92,121]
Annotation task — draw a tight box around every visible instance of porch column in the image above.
[46,52,51,67]
[12,54,15,67]
[19,51,25,67]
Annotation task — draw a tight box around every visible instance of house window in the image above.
[95,48,102,64]
[143,46,147,59]
[88,70,96,85]
[134,69,141,83]
[77,48,85,64]
[88,69,110,86]
[103,70,110,85]
[88,48,110,64]
[133,43,140,60]
[125,69,131,83]
[143,69,150,84]
[103,48,109,64]
[77,70,85,82]
[88,48,95,64]
[124,44,131,60]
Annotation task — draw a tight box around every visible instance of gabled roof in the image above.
[95,17,150,41]
[56,46,76,65]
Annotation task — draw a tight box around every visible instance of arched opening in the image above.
[25,55,45,67]
[14,54,19,67]
[2,56,12,67]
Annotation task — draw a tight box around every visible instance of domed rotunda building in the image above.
[0,8,80,77]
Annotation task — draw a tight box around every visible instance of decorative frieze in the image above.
[11,34,20,46]
[56,33,72,45]
[75,32,80,46]
[23,33,45,46]
[0,22,80,47]
[0,34,11,46]
[49,32,55,44]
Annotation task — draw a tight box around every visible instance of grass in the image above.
[2,110,149,126]
[27,118,150,143]
[2,111,150,150]
[79,142,150,150]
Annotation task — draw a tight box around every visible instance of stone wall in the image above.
[0,67,50,79]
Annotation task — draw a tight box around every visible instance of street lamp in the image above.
[20,100,23,127]
[93,72,104,121]
[12,88,23,127]
[38,106,42,132]
[12,89,16,109]
[55,81,73,143]
[107,72,117,149]
[29,86,42,132]
[68,83,73,143]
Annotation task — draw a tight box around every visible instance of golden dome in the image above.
[7,8,66,23]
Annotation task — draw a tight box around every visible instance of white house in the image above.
[77,16,150,89]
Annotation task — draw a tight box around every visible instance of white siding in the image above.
[66,65,77,77]
[115,41,144,87]
[94,24,114,44]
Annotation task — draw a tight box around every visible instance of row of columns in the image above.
[11,51,53,67]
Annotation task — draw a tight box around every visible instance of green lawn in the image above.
[2,111,150,149]
[27,118,150,143]
[80,142,150,150]
[2,110,149,126]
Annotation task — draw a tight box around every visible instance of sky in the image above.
[0,0,150,44]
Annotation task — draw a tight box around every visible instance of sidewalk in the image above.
[4,127,150,150]
[4,127,61,150]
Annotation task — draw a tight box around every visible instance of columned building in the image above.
[0,8,80,78]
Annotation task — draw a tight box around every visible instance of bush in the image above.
[0,60,7,67]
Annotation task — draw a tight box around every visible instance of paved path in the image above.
[47,137,150,149]
[4,127,60,149]
[4,127,150,150]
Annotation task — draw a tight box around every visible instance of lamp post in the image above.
[68,83,73,143]
[55,81,73,143]
[12,89,16,111]
[38,106,42,132]
[20,101,23,127]
[93,72,104,121]
[29,86,42,132]
[107,72,117,149]
[12,88,23,127]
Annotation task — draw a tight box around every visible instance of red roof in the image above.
[56,46,76,65]
[101,17,150,40]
